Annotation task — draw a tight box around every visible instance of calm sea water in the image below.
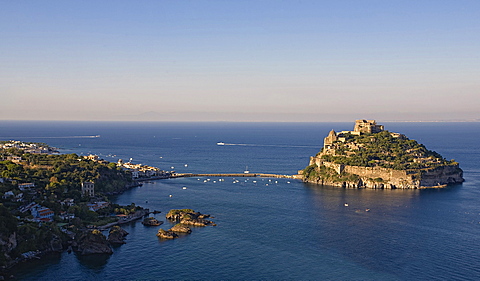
[1,121,480,280]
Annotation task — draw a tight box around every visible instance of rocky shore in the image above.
[72,225,130,255]
[107,226,129,245]
[74,229,113,255]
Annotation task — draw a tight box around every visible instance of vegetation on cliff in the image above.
[319,131,457,170]
[303,164,360,184]
[0,205,68,267]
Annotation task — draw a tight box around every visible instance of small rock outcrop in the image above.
[156,229,178,239]
[142,217,162,226]
[75,230,112,255]
[107,226,129,245]
[166,209,215,226]
[169,224,192,234]
[49,233,64,252]
[158,209,216,240]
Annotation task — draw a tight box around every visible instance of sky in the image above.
[1,0,479,122]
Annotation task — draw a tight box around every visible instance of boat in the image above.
[217,142,225,145]
[244,166,249,174]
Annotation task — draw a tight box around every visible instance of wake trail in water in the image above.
[220,143,318,148]
[1,135,101,139]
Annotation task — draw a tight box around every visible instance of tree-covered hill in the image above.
[319,131,457,170]
[1,152,133,201]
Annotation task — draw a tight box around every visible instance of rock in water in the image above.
[107,226,129,245]
[49,234,64,252]
[169,224,192,234]
[142,217,163,226]
[75,230,113,255]
[166,209,215,226]
[156,229,178,239]
[165,209,195,221]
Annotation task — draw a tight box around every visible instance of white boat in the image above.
[244,166,249,174]
[217,142,225,145]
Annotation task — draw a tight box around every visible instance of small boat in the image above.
[244,166,249,174]
[344,203,349,207]
[217,142,225,145]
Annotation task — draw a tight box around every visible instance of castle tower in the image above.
[81,182,95,197]
[323,129,337,149]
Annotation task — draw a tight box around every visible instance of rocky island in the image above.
[300,120,464,189]
[157,209,215,239]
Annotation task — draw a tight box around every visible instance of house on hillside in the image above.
[81,182,95,197]
[31,205,54,222]
[18,182,35,191]
[2,191,14,199]
[87,201,109,211]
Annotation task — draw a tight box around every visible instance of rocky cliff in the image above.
[107,226,129,245]
[74,230,112,255]
[302,161,464,189]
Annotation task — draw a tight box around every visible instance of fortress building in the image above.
[353,119,384,134]
[324,119,385,149]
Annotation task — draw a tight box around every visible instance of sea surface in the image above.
[1,121,479,280]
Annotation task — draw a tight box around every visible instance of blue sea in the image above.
[1,121,480,280]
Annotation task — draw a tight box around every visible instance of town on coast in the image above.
[0,140,214,278]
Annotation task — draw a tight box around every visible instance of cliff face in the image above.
[304,157,464,189]
[74,230,112,255]
[301,120,464,189]
[418,165,464,187]
[0,232,17,266]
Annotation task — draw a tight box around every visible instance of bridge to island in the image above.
[173,173,299,179]
[136,173,301,181]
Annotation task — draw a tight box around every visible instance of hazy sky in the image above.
[1,1,479,122]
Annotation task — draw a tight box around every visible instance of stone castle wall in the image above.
[306,156,463,189]
[342,165,409,181]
